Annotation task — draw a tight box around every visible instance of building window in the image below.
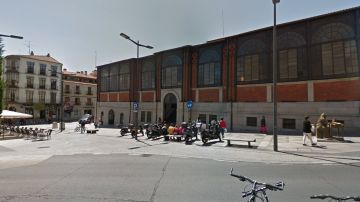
[100,68,110,92]
[283,118,296,129]
[246,117,257,127]
[198,114,207,123]
[76,86,80,94]
[161,55,182,88]
[38,91,46,103]
[39,64,47,75]
[141,111,146,122]
[142,60,155,89]
[87,87,92,95]
[198,47,222,87]
[209,114,217,124]
[26,77,34,88]
[6,89,17,102]
[277,32,306,81]
[75,98,81,105]
[51,79,57,90]
[39,78,46,89]
[119,64,130,90]
[237,39,267,83]
[110,65,119,91]
[26,91,34,103]
[146,111,152,123]
[321,40,358,75]
[86,98,92,106]
[27,61,34,74]
[65,85,70,93]
[51,66,58,77]
[50,92,57,104]
[312,22,359,77]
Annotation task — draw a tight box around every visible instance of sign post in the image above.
[186,100,193,122]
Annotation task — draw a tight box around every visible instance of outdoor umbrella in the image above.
[0,110,33,119]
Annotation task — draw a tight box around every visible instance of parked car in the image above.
[78,114,93,124]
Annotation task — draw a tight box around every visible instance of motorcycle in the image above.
[145,123,163,139]
[184,122,198,144]
[200,121,221,144]
[120,126,129,136]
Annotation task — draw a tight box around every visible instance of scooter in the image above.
[200,121,221,144]
[120,126,129,136]
[145,123,163,139]
[184,122,198,144]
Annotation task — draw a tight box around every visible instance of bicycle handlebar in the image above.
[310,194,360,201]
[230,168,285,192]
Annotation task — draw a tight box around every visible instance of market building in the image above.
[97,6,360,135]
[3,52,62,123]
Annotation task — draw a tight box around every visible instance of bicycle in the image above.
[230,168,285,202]
[74,124,87,133]
[310,194,360,201]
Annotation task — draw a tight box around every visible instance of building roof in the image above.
[63,69,97,79]
[5,54,62,64]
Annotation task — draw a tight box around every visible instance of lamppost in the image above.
[49,69,64,132]
[0,33,23,114]
[272,0,280,152]
[0,34,23,39]
[119,33,153,128]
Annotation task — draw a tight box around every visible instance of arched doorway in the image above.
[108,110,114,125]
[163,93,177,123]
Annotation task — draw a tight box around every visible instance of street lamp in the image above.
[0,34,23,39]
[272,0,280,151]
[49,69,64,132]
[119,33,153,129]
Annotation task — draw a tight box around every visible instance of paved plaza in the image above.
[1,122,360,170]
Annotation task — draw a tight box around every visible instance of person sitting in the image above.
[167,124,175,135]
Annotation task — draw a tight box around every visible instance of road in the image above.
[0,122,359,201]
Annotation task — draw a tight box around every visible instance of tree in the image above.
[0,38,4,114]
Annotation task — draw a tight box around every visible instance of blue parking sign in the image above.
[186,100,193,109]
[133,102,139,111]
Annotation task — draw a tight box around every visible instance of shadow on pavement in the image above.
[279,151,360,168]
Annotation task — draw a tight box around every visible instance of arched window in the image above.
[142,60,155,89]
[312,23,358,76]
[277,32,307,80]
[237,39,267,83]
[198,46,222,87]
[108,110,114,125]
[161,54,182,88]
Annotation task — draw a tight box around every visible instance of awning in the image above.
[0,110,33,119]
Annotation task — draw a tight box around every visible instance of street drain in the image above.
[38,146,50,149]
[141,154,152,157]
[128,146,141,150]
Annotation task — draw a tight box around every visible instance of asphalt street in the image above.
[0,122,359,202]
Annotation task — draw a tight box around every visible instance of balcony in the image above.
[39,85,46,89]
[5,66,19,73]
[27,84,34,88]
[6,98,17,102]
[64,90,71,94]
[87,91,93,95]
[39,71,47,76]
[85,102,93,106]
[50,86,57,90]
[75,102,81,105]
[75,91,81,95]
[6,80,18,88]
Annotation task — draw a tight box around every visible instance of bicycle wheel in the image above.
[74,127,80,132]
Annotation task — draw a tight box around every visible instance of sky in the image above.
[1,0,359,72]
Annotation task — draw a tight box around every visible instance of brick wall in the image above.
[198,89,219,102]
[100,93,108,102]
[118,92,130,102]
[278,84,308,102]
[314,79,360,101]
[109,93,118,102]
[236,86,267,102]
[142,92,154,102]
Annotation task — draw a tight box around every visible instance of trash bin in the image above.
[52,122,58,129]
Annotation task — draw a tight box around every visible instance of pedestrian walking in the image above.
[303,116,316,146]
[219,117,227,139]
[80,120,86,134]
[260,116,268,134]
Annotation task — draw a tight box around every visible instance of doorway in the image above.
[163,93,177,123]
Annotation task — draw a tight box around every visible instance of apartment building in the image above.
[3,52,62,122]
[63,69,97,121]
[97,6,360,135]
